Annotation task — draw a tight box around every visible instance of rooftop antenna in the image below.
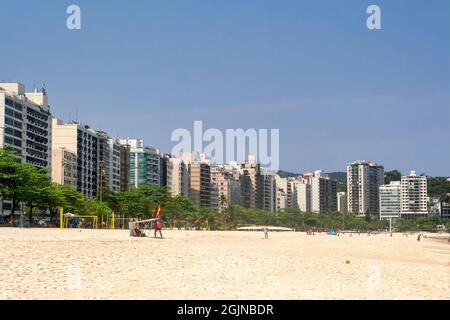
[33,81,37,93]
[75,109,78,122]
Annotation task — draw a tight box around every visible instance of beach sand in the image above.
[0,228,448,300]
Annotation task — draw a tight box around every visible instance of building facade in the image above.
[120,138,161,188]
[211,166,230,212]
[337,192,348,213]
[310,171,337,213]
[347,160,384,217]
[379,181,401,220]
[52,118,99,197]
[166,157,189,197]
[119,143,130,192]
[0,83,52,169]
[400,171,428,219]
[257,171,277,213]
[240,156,260,209]
[51,147,77,189]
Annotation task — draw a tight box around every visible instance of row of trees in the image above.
[1,147,449,231]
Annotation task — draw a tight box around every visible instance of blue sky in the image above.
[1,0,449,176]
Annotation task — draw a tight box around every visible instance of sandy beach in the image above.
[0,228,448,300]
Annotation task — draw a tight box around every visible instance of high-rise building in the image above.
[337,192,348,213]
[166,157,188,197]
[240,156,260,209]
[0,83,52,169]
[310,171,337,213]
[286,178,297,209]
[211,166,230,212]
[159,153,170,188]
[440,197,450,221]
[347,160,384,217]
[276,189,287,210]
[51,147,77,189]
[119,138,161,188]
[179,153,211,208]
[379,182,401,220]
[189,162,211,208]
[52,118,99,197]
[294,180,311,212]
[257,171,277,212]
[96,131,121,193]
[400,171,428,219]
[119,143,130,192]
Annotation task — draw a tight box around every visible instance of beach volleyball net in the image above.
[129,218,159,237]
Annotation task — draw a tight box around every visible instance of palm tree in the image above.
[218,195,228,212]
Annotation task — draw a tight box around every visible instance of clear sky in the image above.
[1,0,449,176]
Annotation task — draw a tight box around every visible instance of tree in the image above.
[60,185,87,215]
[39,183,66,223]
[0,148,51,225]
[218,195,228,212]
[385,170,402,184]
[23,168,52,226]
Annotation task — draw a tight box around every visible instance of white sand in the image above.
[0,228,448,300]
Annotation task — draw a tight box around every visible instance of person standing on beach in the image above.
[154,219,163,238]
[263,227,269,239]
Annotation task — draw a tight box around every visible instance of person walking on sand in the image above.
[263,227,269,239]
[154,219,163,238]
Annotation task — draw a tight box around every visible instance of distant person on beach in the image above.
[263,227,269,239]
[154,219,163,238]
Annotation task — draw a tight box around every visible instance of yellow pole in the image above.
[60,207,64,229]
[112,212,115,230]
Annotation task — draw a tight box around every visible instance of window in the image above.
[13,139,21,147]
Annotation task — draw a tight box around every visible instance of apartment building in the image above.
[240,156,260,209]
[52,118,99,197]
[96,131,121,193]
[119,138,161,188]
[119,143,130,192]
[347,160,384,217]
[0,83,52,169]
[310,171,337,213]
[400,171,428,219]
[294,179,311,212]
[189,162,211,208]
[257,171,277,213]
[440,198,450,221]
[379,181,401,220]
[51,147,77,189]
[337,192,348,213]
[211,166,230,211]
[166,157,189,197]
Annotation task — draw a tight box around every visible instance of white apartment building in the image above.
[96,131,121,193]
[337,192,348,213]
[52,118,99,197]
[276,189,288,210]
[166,157,189,197]
[379,182,401,220]
[400,171,428,219]
[306,170,337,213]
[294,180,311,212]
[51,147,77,189]
[347,160,384,217]
[0,83,52,169]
